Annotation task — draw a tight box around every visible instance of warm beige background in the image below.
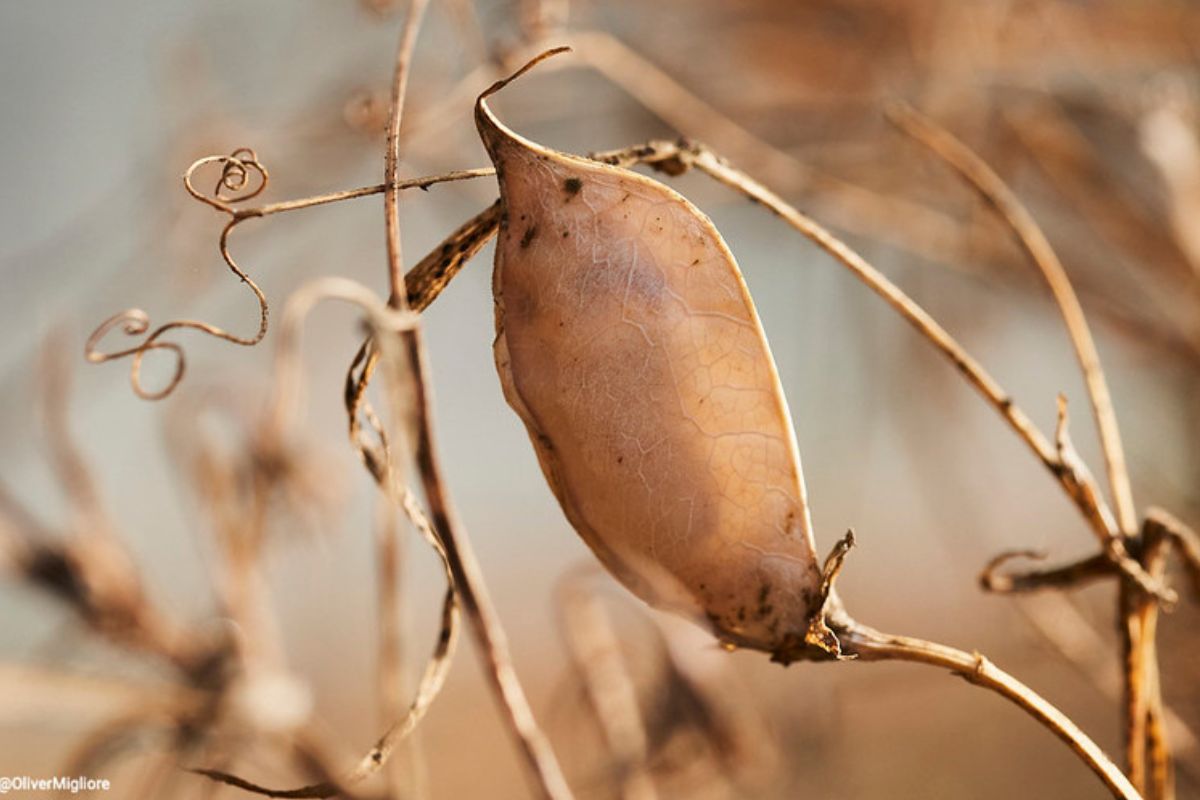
[1,2,1197,798]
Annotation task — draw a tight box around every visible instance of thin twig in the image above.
[885,101,1138,537]
[374,498,405,797]
[373,7,574,798]
[384,0,431,310]
[980,550,1115,593]
[836,621,1143,800]
[1135,520,1175,800]
[236,169,494,221]
[1145,508,1200,601]
[558,575,658,800]
[192,278,458,799]
[590,138,1168,600]
[404,201,501,312]
[87,145,492,401]
[883,104,1190,797]
[396,330,575,800]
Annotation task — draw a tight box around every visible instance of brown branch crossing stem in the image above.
[836,622,1143,800]
[377,8,575,800]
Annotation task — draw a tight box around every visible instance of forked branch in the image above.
[590,138,1167,600]
[885,101,1138,537]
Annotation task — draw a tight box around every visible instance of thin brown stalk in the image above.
[590,138,1168,599]
[567,31,982,263]
[980,550,1114,594]
[86,219,267,400]
[404,200,501,312]
[558,575,658,800]
[374,499,404,797]
[1134,517,1180,799]
[237,168,494,220]
[372,8,574,798]
[383,0,430,310]
[836,621,1143,800]
[588,135,1153,797]
[194,278,459,799]
[884,104,1188,798]
[886,101,1138,537]
[1005,591,1200,787]
[89,138,491,401]
[1145,508,1200,601]
[396,328,575,800]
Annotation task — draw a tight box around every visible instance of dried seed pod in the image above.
[476,56,825,655]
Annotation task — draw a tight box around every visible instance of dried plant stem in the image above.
[88,145,492,401]
[191,279,458,799]
[559,576,658,800]
[235,169,494,220]
[384,0,430,310]
[835,621,1143,800]
[980,550,1114,593]
[883,105,1183,797]
[1145,508,1200,601]
[1124,518,1177,799]
[397,329,575,800]
[374,499,405,796]
[372,8,573,799]
[593,139,1167,598]
[886,101,1137,537]
[404,201,501,312]
[587,138,1142,798]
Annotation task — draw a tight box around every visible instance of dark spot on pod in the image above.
[520,225,538,248]
[563,177,583,196]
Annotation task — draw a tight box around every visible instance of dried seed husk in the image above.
[476,63,824,654]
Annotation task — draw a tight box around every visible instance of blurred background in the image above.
[1,1,1198,797]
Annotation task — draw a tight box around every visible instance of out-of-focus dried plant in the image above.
[3,2,1199,799]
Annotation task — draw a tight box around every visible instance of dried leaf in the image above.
[475,55,824,654]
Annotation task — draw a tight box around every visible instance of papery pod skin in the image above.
[476,72,824,654]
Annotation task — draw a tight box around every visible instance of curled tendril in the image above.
[85,219,269,401]
[184,148,269,213]
[85,310,186,401]
[91,146,495,401]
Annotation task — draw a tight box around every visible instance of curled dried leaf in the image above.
[476,51,824,656]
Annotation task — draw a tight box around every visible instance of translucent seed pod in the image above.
[476,55,827,656]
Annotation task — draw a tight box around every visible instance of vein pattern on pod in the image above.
[475,51,824,654]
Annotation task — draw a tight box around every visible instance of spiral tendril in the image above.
[86,213,269,400]
[184,148,269,212]
[89,146,492,401]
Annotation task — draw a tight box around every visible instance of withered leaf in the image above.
[476,60,823,653]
